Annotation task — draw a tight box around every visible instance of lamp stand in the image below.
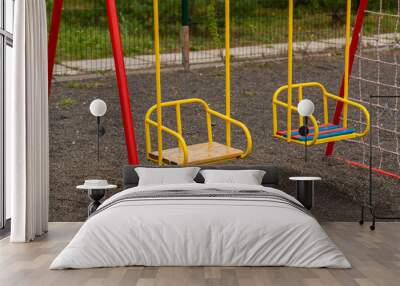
[304,116,308,162]
[359,95,400,230]
[298,116,310,163]
[96,116,100,171]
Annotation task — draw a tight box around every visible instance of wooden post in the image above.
[181,0,190,70]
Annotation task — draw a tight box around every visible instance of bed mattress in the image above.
[50,183,350,269]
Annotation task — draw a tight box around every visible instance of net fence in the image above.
[344,0,400,178]
[49,0,349,76]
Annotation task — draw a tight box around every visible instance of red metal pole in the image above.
[47,0,64,95]
[325,0,368,156]
[105,0,139,164]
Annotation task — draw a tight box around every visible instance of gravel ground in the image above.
[50,54,399,222]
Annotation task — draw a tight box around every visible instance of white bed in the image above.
[50,183,350,269]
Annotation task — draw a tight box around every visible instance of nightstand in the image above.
[289,177,321,210]
[77,180,117,217]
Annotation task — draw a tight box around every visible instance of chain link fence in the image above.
[48,0,385,76]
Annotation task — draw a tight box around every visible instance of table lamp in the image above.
[297,99,315,162]
[89,99,107,168]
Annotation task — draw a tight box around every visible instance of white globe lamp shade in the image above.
[90,99,107,117]
[297,99,315,117]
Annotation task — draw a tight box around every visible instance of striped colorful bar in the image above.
[277,124,355,142]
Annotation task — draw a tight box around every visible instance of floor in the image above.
[0,222,399,286]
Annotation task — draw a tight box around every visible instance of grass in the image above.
[241,90,257,97]
[51,3,399,62]
[66,81,105,89]
[58,97,78,108]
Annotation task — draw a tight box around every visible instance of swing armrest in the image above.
[325,92,370,136]
[145,118,189,164]
[207,109,253,158]
[273,99,319,145]
[272,82,325,145]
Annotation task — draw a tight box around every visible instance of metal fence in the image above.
[49,0,353,76]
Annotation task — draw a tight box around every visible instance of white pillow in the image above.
[135,167,200,186]
[200,169,266,185]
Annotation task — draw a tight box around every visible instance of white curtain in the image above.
[7,0,49,242]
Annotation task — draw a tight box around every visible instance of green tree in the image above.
[207,0,222,50]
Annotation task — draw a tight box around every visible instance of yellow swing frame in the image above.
[145,0,252,166]
[272,0,370,145]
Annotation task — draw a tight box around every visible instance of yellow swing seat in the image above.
[148,142,244,166]
[272,82,370,146]
[145,98,252,166]
[276,123,357,144]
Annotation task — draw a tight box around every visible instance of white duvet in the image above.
[50,183,351,269]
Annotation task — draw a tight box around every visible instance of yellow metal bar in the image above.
[324,91,370,136]
[176,104,182,148]
[144,107,153,159]
[208,109,253,158]
[146,118,189,164]
[206,112,213,143]
[281,81,327,91]
[286,0,294,141]
[323,91,329,124]
[297,86,304,126]
[145,120,151,155]
[273,82,327,105]
[144,97,253,160]
[272,97,278,136]
[146,98,209,111]
[343,0,352,128]
[225,0,231,147]
[153,0,163,165]
[312,134,359,144]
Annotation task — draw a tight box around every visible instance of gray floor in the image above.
[1,222,400,286]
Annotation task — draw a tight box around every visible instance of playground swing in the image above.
[145,0,253,166]
[272,0,370,145]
